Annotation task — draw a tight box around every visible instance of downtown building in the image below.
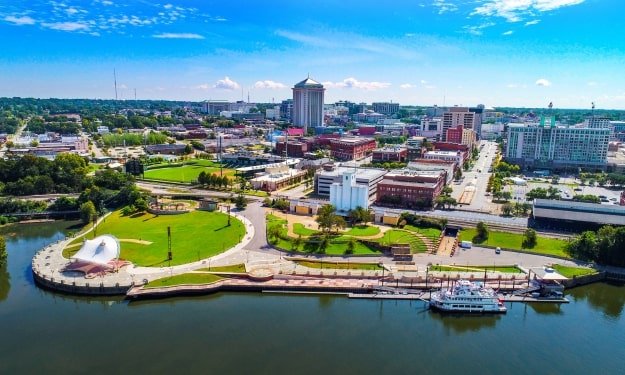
[376,169,447,209]
[372,102,400,116]
[292,77,325,134]
[329,138,377,161]
[505,117,610,170]
[442,107,478,141]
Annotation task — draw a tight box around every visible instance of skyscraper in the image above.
[292,76,325,134]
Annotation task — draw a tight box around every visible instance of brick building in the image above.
[372,146,407,162]
[275,141,308,158]
[376,169,446,209]
[330,138,377,161]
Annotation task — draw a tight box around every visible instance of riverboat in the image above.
[429,279,507,313]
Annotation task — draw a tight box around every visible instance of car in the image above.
[610,198,617,201]
[574,188,582,191]
[495,247,501,254]
[599,195,607,199]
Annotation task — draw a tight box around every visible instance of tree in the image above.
[0,236,6,266]
[80,201,97,224]
[475,221,489,243]
[502,202,514,216]
[454,168,462,181]
[315,204,344,233]
[234,194,247,210]
[267,224,282,244]
[184,143,193,154]
[522,228,537,248]
[501,191,512,201]
[442,185,453,196]
[292,235,302,251]
[345,238,355,254]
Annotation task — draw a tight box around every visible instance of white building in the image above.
[97,126,110,134]
[292,77,325,134]
[506,117,610,169]
[423,150,463,166]
[315,165,386,200]
[265,106,280,120]
[330,171,369,212]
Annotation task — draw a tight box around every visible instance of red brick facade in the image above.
[376,171,446,209]
[330,138,377,161]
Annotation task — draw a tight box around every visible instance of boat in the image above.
[429,279,507,313]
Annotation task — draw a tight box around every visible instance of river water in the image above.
[1,221,624,374]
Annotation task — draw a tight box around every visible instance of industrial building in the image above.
[532,199,625,226]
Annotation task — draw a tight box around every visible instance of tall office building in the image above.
[442,107,477,141]
[292,77,325,134]
[372,102,400,116]
[505,116,610,169]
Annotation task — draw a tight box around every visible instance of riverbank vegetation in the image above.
[565,226,625,267]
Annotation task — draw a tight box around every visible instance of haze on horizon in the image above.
[1,0,623,109]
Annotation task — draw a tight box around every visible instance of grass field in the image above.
[430,265,522,273]
[344,225,380,236]
[64,210,245,267]
[294,260,383,271]
[459,228,569,258]
[403,225,442,241]
[198,264,246,273]
[377,229,428,253]
[293,223,319,236]
[143,160,235,183]
[552,264,598,278]
[146,273,223,288]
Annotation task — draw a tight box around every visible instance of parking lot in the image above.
[505,175,623,205]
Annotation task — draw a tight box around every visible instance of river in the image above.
[1,221,624,374]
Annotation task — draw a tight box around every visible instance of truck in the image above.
[460,241,472,249]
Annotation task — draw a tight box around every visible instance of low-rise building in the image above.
[376,169,446,209]
[423,150,463,166]
[275,141,308,158]
[407,159,455,184]
[330,138,377,161]
[145,144,187,155]
[249,165,306,192]
[315,164,386,200]
[533,199,625,226]
[372,146,407,162]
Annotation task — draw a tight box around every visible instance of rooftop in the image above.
[294,77,324,89]
[534,199,625,216]
[378,178,439,189]
[316,166,387,180]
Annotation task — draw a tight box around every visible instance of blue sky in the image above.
[1,0,624,109]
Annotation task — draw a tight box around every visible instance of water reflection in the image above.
[430,311,501,334]
[0,263,9,302]
[568,282,625,319]
[527,302,564,315]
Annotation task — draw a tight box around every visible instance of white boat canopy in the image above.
[72,235,120,265]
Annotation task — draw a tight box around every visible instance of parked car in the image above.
[495,247,501,254]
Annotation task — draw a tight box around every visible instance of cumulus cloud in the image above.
[535,78,552,87]
[473,0,585,23]
[152,32,204,39]
[323,77,390,90]
[400,83,416,89]
[502,30,514,35]
[213,76,240,90]
[463,22,495,35]
[254,80,286,89]
[432,0,458,14]
[42,21,90,31]
[3,15,36,25]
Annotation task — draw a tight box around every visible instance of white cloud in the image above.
[535,78,552,87]
[587,81,597,87]
[463,22,495,36]
[213,76,240,90]
[42,21,90,31]
[196,84,210,90]
[502,30,514,35]
[101,1,114,5]
[323,77,390,90]
[164,4,174,9]
[3,15,36,25]
[400,83,416,89]
[472,0,585,23]
[152,33,204,39]
[524,19,540,26]
[254,80,286,89]
[432,0,458,14]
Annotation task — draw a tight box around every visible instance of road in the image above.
[452,140,499,212]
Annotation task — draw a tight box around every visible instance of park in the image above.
[143,159,236,183]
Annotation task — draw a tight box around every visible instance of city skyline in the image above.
[1,0,624,109]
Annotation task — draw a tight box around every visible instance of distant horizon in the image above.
[1,1,623,108]
[3,95,623,113]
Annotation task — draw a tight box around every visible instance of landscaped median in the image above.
[292,259,383,271]
[63,209,246,267]
[146,273,224,288]
[429,265,523,274]
[459,228,570,258]
[552,264,598,278]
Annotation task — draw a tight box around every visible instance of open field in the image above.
[198,264,246,273]
[294,260,383,271]
[144,160,235,183]
[146,273,223,288]
[377,230,428,253]
[552,264,598,278]
[403,225,441,241]
[459,228,569,258]
[64,210,245,267]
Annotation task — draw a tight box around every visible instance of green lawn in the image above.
[266,214,380,255]
[294,260,383,271]
[293,223,319,236]
[145,273,223,288]
[198,264,246,273]
[552,264,598,278]
[376,230,428,253]
[403,225,442,241]
[144,160,235,183]
[64,210,246,267]
[459,228,569,258]
[344,225,380,237]
[430,265,522,273]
